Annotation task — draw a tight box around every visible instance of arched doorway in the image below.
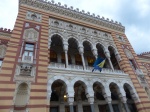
[83,41,95,68]
[68,38,84,68]
[108,46,120,70]
[96,44,110,69]
[50,34,63,63]
[109,83,122,112]
[74,81,89,112]
[93,82,109,112]
[124,83,138,112]
[50,80,67,112]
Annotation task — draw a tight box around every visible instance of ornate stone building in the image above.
[0,0,150,112]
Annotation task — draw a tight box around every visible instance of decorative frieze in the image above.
[14,64,36,82]
[116,35,125,42]
[49,18,119,52]
[23,28,39,42]
[26,11,42,22]
[15,64,36,76]
[20,0,125,32]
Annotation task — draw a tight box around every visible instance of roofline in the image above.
[19,0,125,33]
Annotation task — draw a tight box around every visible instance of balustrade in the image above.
[48,62,125,75]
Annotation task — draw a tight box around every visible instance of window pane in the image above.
[25,43,34,51]
[24,51,28,56]
[29,52,33,56]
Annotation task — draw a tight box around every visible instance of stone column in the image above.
[78,102,83,112]
[68,97,74,112]
[121,96,130,112]
[104,49,114,71]
[59,104,65,112]
[87,96,95,112]
[47,91,51,112]
[115,51,122,62]
[94,102,99,112]
[78,45,86,70]
[105,96,114,112]
[92,48,98,59]
[63,42,69,68]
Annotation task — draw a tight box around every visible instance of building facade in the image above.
[0,0,150,112]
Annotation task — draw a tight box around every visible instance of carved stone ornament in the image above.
[0,44,7,58]
[26,11,42,22]
[20,0,124,32]
[15,64,36,76]
[124,49,134,59]
[116,35,125,42]
[23,28,39,42]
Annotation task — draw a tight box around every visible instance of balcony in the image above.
[48,62,125,75]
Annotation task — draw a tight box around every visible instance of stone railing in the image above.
[86,66,124,74]
[48,62,125,75]
[68,64,83,70]
[49,62,66,68]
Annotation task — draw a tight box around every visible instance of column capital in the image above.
[67,97,74,105]
[63,43,68,51]
[92,48,98,59]
[105,96,112,103]
[88,96,95,104]
[121,96,127,103]
[105,51,110,58]
[78,45,84,54]
[86,92,95,104]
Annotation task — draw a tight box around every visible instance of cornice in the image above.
[19,0,125,33]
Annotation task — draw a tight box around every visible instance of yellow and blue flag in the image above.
[92,57,105,72]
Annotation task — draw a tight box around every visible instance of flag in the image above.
[92,57,105,72]
[93,57,103,67]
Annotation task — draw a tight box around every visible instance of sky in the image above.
[0,0,150,54]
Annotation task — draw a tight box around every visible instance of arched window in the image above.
[61,53,65,64]
[75,54,82,65]
[86,56,94,66]
[108,46,120,70]
[50,50,57,63]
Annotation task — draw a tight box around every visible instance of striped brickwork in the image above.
[0,1,150,112]
[0,4,49,112]
[111,32,150,112]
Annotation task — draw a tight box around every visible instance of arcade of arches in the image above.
[48,77,138,112]
[49,34,121,71]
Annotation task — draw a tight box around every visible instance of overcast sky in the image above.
[0,0,150,54]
